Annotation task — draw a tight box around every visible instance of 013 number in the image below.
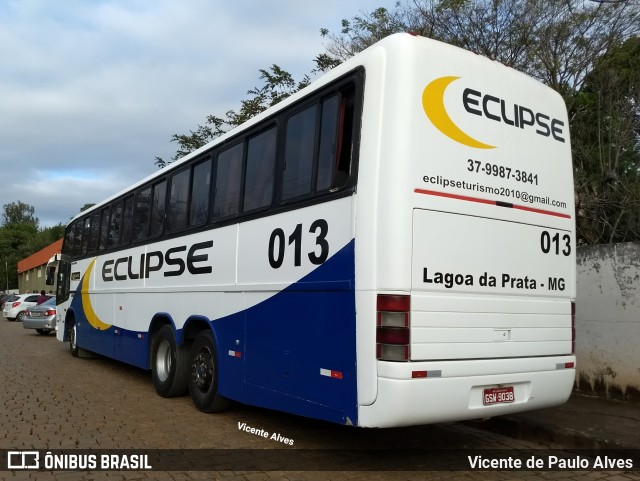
[268,219,329,269]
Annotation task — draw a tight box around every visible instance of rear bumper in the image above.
[23,317,56,330]
[357,355,575,428]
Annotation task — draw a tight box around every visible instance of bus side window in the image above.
[80,216,91,256]
[133,187,152,241]
[120,196,134,245]
[63,223,75,257]
[282,106,317,200]
[107,202,123,248]
[149,180,167,238]
[333,87,355,190]
[190,158,211,226]
[167,169,190,232]
[316,94,340,192]
[213,143,243,219]
[99,207,109,251]
[244,127,276,211]
[88,211,101,254]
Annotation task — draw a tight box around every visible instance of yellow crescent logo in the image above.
[81,259,112,330]
[422,76,495,149]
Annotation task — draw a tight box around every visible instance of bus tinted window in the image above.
[316,95,340,191]
[99,207,109,251]
[190,159,211,227]
[88,211,101,254]
[283,106,317,199]
[213,143,243,219]
[150,180,167,238]
[244,127,276,211]
[334,86,355,188]
[168,169,190,231]
[133,187,152,241]
[63,223,75,257]
[121,196,134,245]
[80,216,91,256]
[107,202,123,248]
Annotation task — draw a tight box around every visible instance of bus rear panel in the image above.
[355,35,575,427]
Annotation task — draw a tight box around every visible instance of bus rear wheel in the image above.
[151,325,189,397]
[69,320,79,357]
[188,330,232,413]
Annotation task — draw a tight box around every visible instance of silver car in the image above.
[22,297,57,335]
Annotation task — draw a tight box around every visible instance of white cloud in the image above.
[0,0,391,227]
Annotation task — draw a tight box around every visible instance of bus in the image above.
[56,33,576,428]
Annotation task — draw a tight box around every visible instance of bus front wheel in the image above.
[151,325,189,397]
[188,330,232,413]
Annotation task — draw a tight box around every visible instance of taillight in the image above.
[376,294,410,361]
[571,301,576,354]
[24,310,30,316]
[45,309,56,316]
[12,301,21,308]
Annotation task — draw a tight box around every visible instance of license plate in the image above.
[483,386,515,405]
[30,312,42,317]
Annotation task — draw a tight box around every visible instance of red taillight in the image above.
[24,310,30,316]
[571,301,576,354]
[45,309,56,316]
[376,294,410,362]
[12,301,21,308]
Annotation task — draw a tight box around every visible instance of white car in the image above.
[3,293,43,322]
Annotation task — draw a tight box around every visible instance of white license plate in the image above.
[483,386,515,405]
[30,312,42,317]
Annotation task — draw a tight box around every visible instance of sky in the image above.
[0,0,393,228]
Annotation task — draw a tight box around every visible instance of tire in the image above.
[16,311,26,322]
[69,320,80,357]
[36,329,51,335]
[151,325,189,397]
[188,330,232,413]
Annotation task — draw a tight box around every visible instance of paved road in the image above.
[1,317,637,481]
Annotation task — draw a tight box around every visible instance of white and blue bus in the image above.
[56,33,576,428]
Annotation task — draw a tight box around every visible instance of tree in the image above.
[157,0,640,243]
[319,0,640,243]
[2,201,39,230]
[0,202,66,290]
[155,65,311,167]
[571,37,640,243]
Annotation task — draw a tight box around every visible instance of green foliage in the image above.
[2,201,39,230]
[0,202,66,290]
[571,37,640,243]
[320,0,640,243]
[157,0,640,243]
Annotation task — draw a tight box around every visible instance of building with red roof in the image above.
[17,239,62,294]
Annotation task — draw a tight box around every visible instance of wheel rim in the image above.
[70,323,77,350]
[192,346,214,393]
[155,340,172,382]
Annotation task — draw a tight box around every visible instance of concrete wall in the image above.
[575,242,640,400]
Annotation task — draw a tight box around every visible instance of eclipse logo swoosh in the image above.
[81,259,112,330]
[422,76,495,149]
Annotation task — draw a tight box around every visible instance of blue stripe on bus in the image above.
[71,239,357,425]
[213,239,357,425]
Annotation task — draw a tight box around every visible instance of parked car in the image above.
[3,293,43,321]
[0,294,14,310]
[1,294,18,310]
[22,296,57,335]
